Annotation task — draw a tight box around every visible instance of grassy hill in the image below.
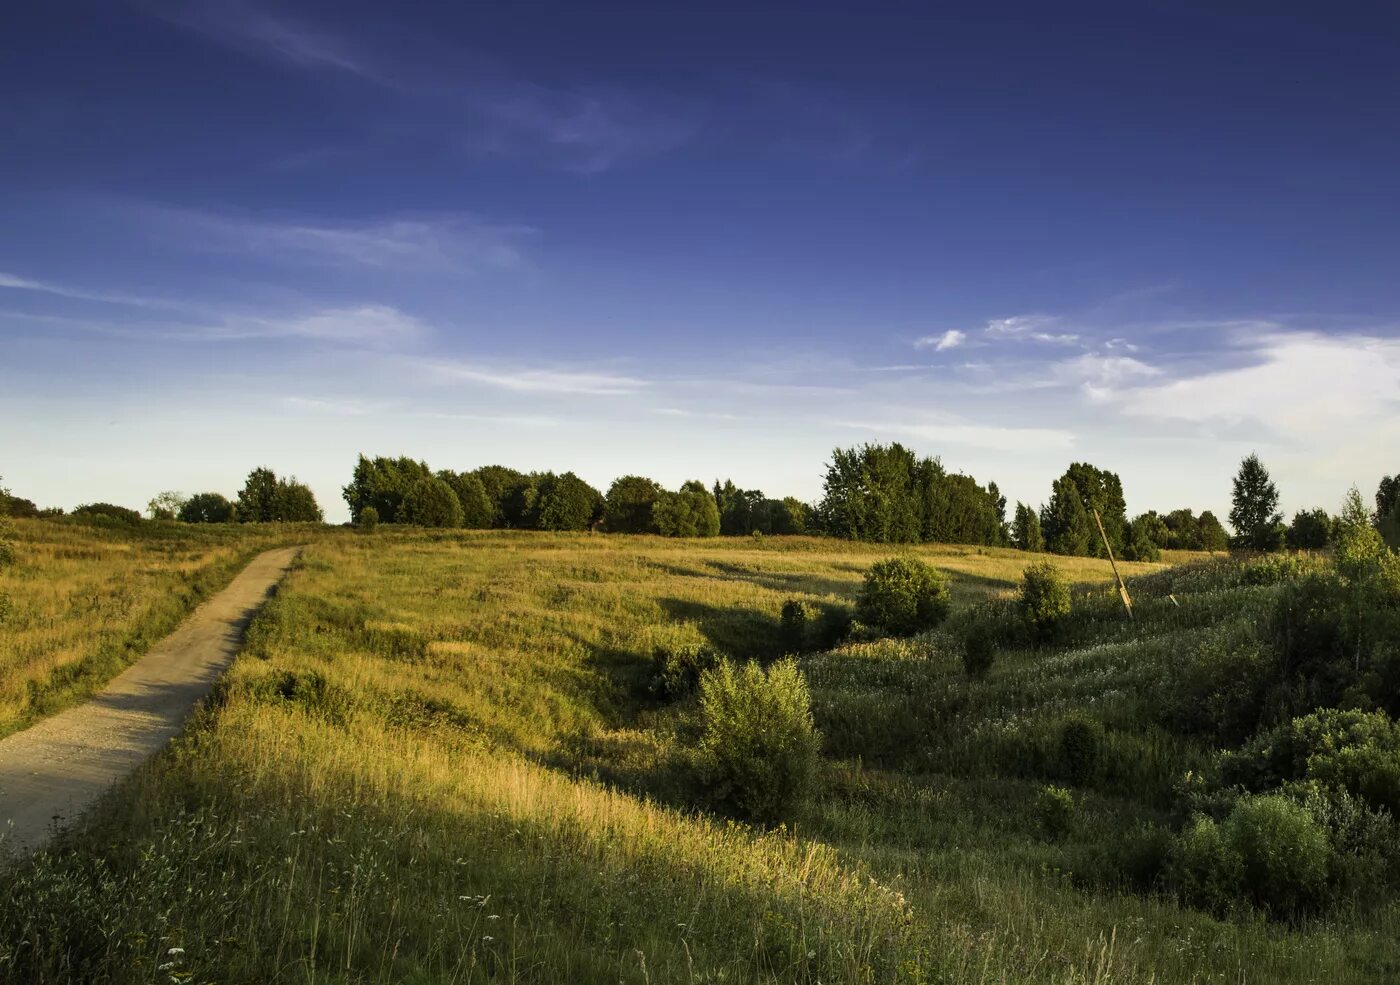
[2,526,1397,983]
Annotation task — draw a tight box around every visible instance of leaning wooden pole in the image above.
[1093,507,1134,620]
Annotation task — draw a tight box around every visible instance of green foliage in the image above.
[471,465,533,528]
[697,658,820,824]
[1019,561,1071,642]
[179,492,234,524]
[1123,528,1161,562]
[237,469,322,523]
[647,625,722,699]
[1220,709,1400,816]
[1170,795,1331,919]
[855,556,951,636]
[779,600,808,655]
[438,471,494,529]
[1042,463,1126,558]
[814,444,1005,545]
[1011,501,1044,552]
[146,491,187,521]
[603,475,663,533]
[652,482,721,537]
[356,505,379,531]
[342,455,433,524]
[1036,784,1076,840]
[0,477,13,568]
[1168,623,1273,742]
[961,626,995,679]
[810,604,853,650]
[773,497,810,535]
[1287,509,1333,550]
[529,472,603,531]
[1230,454,1284,550]
[400,476,465,528]
[1167,814,1243,915]
[1059,713,1103,785]
[73,502,142,524]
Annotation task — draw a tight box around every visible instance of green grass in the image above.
[0,517,306,737]
[2,528,1396,982]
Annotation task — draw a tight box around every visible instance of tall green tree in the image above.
[0,476,15,568]
[1376,474,1400,547]
[530,472,603,531]
[1041,476,1094,557]
[401,476,465,528]
[472,466,535,528]
[1287,509,1333,550]
[439,471,494,529]
[277,478,323,522]
[1197,511,1230,552]
[147,491,187,520]
[1229,453,1283,550]
[179,492,234,524]
[604,475,663,533]
[1012,502,1045,552]
[342,455,433,524]
[238,468,322,522]
[653,482,721,537]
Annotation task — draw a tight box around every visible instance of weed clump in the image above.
[779,599,808,654]
[1036,784,1076,840]
[962,627,995,679]
[648,625,723,700]
[1019,561,1070,642]
[356,505,379,531]
[697,657,820,824]
[1058,713,1103,785]
[856,556,950,637]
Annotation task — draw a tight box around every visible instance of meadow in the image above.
[2,526,1397,983]
[0,517,305,738]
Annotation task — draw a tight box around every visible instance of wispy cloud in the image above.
[418,357,649,396]
[838,419,1076,454]
[984,314,1082,346]
[140,207,532,271]
[1051,353,1162,402]
[154,1,695,173]
[914,329,966,351]
[0,270,174,309]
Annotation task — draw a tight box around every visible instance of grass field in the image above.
[2,526,1397,983]
[0,517,306,738]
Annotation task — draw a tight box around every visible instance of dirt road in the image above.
[0,546,301,856]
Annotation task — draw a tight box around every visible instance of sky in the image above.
[3,1,1399,524]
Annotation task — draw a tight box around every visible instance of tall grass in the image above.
[3,528,1395,982]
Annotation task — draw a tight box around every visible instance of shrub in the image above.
[1019,561,1071,642]
[1036,784,1076,840]
[1167,814,1243,915]
[1168,623,1273,742]
[697,658,820,824]
[357,505,380,531]
[1242,552,1311,586]
[1221,708,1400,816]
[1059,713,1103,785]
[779,599,808,654]
[855,556,951,636]
[72,502,142,524]
[962,627,995,679]
[1225,794,1332,917]
[810,603,853,650]
[647,624,722,699]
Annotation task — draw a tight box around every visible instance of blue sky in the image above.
[3,1,1399,523]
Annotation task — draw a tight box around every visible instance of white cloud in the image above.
[1115,332,1400,436]
[0,270,172,309]
[838,419,1075,454]
[984,314,1081,346]
[419,358,649,396]
[1051,353,1162,402]
[914,329,966,351]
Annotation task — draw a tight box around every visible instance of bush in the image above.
[855,556,951,636]
[1019,561,1071,642]
[810,604,853,650]
[72,502,142,524]
[962,627,995,679]
[1242,552,1311,586]
[1167,814,1243,915]
[1226,794,1332,917]
[779,599,808,654]
[1059,713,1103,785]
[1169,794,1333,918]
[1221,708,1400,816]
[647,624,722,699]
[357,505,380,531]
[1036,784,1076,840]
[1168,623,1273,742]
[697,658,820,824]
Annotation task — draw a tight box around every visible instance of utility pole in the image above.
[1093,507,1134,620]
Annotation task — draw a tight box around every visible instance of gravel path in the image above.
[0,546,301,856]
